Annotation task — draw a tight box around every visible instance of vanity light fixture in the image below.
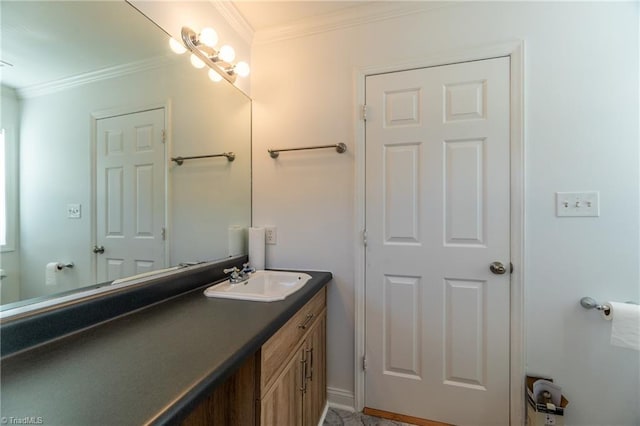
[190,54,206,69]
[169,38,187,54]
[199,27,219,48]
[170,26,250,84]
[208,69,223,83]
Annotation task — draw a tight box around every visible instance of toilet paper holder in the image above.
[56,262,74,271]
[580,297,609,312]
[580,296,638,317]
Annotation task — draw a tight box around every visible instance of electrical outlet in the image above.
[67,203,81,219]
[265,226,277,245]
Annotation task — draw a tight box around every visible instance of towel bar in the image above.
[171,152,235,165]
[268,143,346,159]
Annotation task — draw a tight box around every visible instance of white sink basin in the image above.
[204,270,312,302]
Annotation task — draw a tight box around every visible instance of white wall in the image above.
[251,2,639,425]
[18,57,251,299]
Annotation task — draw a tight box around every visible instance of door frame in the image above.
[353,40,525,424]
[90,101,172,283]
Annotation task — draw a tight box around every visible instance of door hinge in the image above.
[362,229,368,247]
[161,227,166,240]
[361,105,368,121]
[161,129,166,144]
[362,355,368,371]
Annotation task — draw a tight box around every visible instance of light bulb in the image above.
[199,27,218,48]
[218,45,235,63]
[190,54,205,69]
[169,38,186,54]
[208,69,223,82]
[234,61,250,78]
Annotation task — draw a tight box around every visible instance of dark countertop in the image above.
[0,270,331,426]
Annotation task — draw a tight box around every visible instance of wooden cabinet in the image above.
[181,353,257,426]
[259,288,327,426]
[302,312,326,426]
[182,287,326,426]
[260,345,304,425]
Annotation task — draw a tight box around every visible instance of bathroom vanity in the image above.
[0,261,331,425]
[183,286,326,426]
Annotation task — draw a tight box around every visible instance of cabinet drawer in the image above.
[261,288,326,393]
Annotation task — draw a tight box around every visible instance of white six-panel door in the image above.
[95,108,166,283]
[364,57,510,425]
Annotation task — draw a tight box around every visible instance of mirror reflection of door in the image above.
[95,108,166,283]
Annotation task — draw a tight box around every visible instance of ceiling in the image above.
[0,1,388,91]
[231,1,364,32]
[0,1,170,91]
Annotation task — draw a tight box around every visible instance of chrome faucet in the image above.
[241,262,256,275]
[223,263,255,284]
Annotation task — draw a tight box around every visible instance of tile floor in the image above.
[323,407,415,426]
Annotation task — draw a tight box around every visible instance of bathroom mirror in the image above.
[0,1,251,309]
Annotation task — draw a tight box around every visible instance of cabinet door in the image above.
[261,289,326,394]
[181,353,256,426]
[303,311,327,426]
[261,346,304,426]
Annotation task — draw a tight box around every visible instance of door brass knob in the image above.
[93,245,105,254]
[489,261,506,275]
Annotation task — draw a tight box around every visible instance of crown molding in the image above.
[1,85,18,98]
[17,55,174,99]
[210,0,255,46]
[252,2,455,46]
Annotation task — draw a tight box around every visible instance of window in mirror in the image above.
[0,127,15,251]
[0,128,6,246]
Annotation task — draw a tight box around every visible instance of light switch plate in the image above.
[556,192,600,217]
[67,203,81,219]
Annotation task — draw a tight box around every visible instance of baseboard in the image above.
[327,387,355,412]
[317,402,329,426]
[363,407,452,426]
